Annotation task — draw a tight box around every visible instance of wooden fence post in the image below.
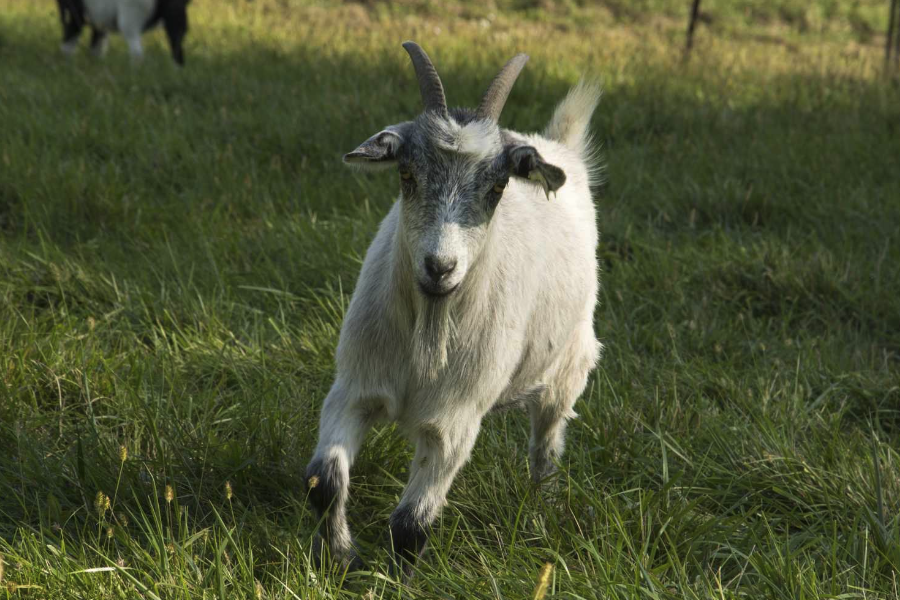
[685,0,702,59]
[888,0,900,70]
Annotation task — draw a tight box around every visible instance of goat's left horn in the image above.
[402,41,448,118]
[476,53,529,123]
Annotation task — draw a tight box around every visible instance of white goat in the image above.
[305,41,601,577]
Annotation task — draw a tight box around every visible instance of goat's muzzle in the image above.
[418,255,459,298]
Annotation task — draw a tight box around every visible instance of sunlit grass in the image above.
[0,0,898,598]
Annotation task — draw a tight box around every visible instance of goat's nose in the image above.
[424,256,457,282]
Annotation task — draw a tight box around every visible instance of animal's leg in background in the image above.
[163,3,188,66]
[123,35,144,63]
[90,28,108,58]
[390,419,481,578]
[529,327,598,483]
[117,5,146,63]
[57,0,83,56]
[305,383,375,569]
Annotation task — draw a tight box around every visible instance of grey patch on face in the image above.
[342,47,568,307]
[395,111,515,302]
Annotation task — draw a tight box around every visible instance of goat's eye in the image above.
[492,181,507,194]
[400,170,413,181]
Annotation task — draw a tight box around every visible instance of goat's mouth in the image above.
[418,281,460,299]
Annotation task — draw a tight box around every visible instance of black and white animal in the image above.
[304,41,602,577]
[55,0,190,65]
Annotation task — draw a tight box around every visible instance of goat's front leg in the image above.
[305,382,375,570]
[390,418,481,578]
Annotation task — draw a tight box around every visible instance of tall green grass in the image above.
[1,0,898,597]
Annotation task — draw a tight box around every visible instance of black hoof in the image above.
[311,536,365,573]
[389,505,429,580]
[345,553,366,573]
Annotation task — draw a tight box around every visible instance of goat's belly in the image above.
[83,0,120,30]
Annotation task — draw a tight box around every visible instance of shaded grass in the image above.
[1,0,899,598]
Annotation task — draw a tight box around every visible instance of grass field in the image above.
[1,0,899,598]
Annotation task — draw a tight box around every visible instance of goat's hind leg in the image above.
[305,383,375,570]
[528,390,574,483]
[529,327,599,483]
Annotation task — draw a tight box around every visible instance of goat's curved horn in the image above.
[402,41,448,118]
[476,54,529,122]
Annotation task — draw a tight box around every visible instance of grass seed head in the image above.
[165,485,175,504]
[118,445,128,462]
[225,480,233,500]
[95,491,110,517]
[533,563,553,600]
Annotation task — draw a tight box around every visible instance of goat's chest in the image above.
[394,328,524,423]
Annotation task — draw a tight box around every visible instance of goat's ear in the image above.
[343,126,407,170]
[506,145,566,198]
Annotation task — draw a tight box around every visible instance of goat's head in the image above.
[344,42,566,299]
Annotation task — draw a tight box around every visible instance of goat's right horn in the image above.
[402,41,448,118]
[476,53,529,123]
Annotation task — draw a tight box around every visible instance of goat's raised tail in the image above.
[544,79,602,158]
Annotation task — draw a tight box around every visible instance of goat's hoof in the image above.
[389,551,424,582]
[530,468,557,486]
[311,538,364,573]
[333,550,365,573]
[314,554,366,574]
[531,469,564,496]
[388,559,412,582]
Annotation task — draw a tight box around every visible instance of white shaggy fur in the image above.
[307,78,602,570]
[429,114,503,160]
